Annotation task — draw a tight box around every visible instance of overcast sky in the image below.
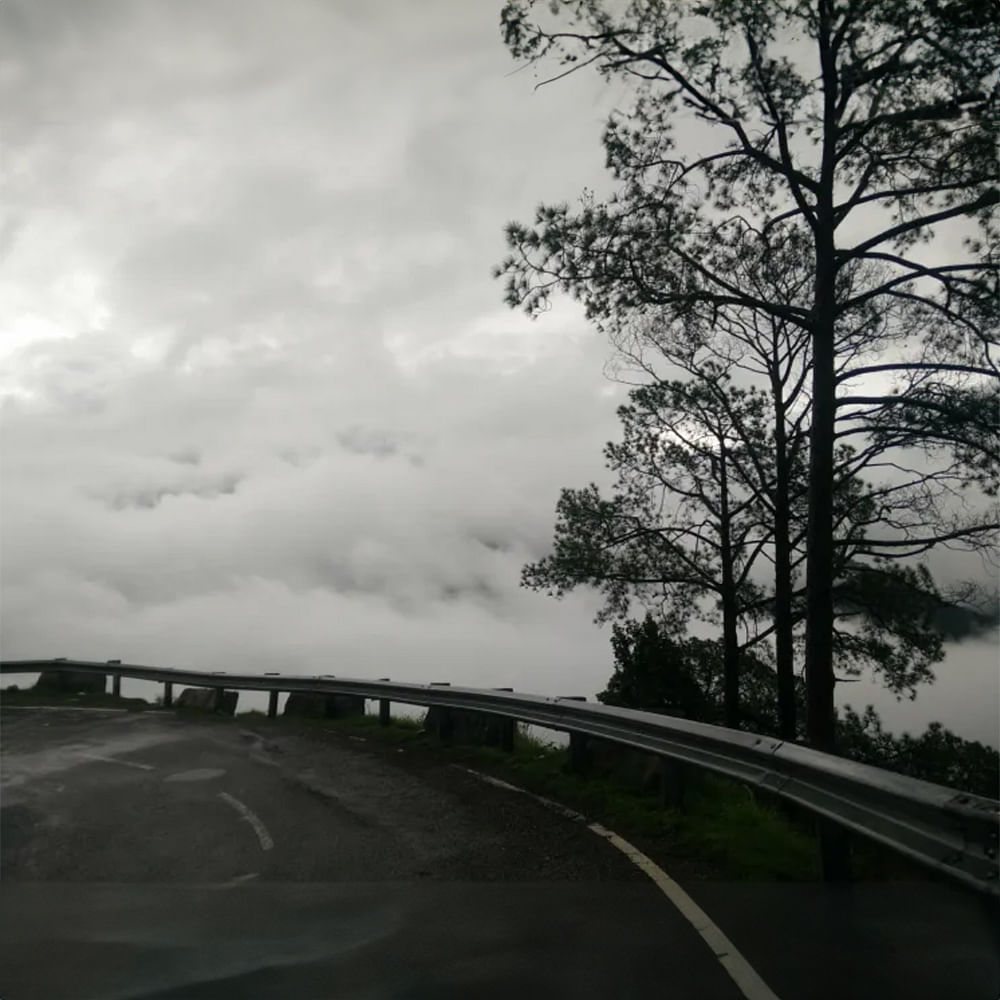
[1,0,996,745]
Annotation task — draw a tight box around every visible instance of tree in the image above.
[837,705,1000,798]
[497,0,999,760]
[599,614,804,737]
[524,370,774,726]
[606,221,998,742]
[604,617,1000,798]
[526,359,952,730]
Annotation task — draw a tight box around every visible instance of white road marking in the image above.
[590,824,782,1000]
[211,872,261,890]
[462,769,587,822]
[247,752,279,769]
[3,729,182,794]
[164,767,226,783]
[460,766,782,1000]
[77,751,154,772]
[218,791,274,851]
[1,706,128,713]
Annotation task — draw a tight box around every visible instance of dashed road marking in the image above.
[164,768,226,783]
[77,752,154,771]
[218,791,274,851]
[460,766,782,1000]
[1,706,128,714]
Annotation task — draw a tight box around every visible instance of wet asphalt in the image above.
[2,705,998,1000]
[0,707,742,1000]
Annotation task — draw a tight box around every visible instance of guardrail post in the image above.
[493,688,515,752]
[107,660,122,697]
[560,697,589,774]
[267,690,279,719]
[660,757,685,809]
[819,821,853,883]
[377,679,392,726]
[429,683,453,742]
[163,682,173,708]
[568,732,589,773]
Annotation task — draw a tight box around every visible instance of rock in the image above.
[176,687,237,716]
[283,692,365,719]
[34,670,107,695]
[283,692,328,718]
[423,705,508,746]
[334,694,366,717]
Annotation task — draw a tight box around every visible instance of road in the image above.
[2,706,998,1000]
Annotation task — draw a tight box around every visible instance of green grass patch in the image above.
[460,742,818,878]
[260,709,428,745]
[673,775,820,880]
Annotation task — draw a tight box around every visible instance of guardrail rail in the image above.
[2,657,997,896]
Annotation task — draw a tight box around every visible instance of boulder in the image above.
[283,692,327,718]
[34,669,107,695]
[283,692,365,719]
[176,686,238,716]
[423,705,509,746]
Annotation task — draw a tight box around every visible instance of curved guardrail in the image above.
[2,657,997,896]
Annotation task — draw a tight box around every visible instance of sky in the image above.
[1,0,996,745]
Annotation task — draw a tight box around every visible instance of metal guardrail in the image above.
[2,657,998,896]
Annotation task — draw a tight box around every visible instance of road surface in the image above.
[2,705,997,999]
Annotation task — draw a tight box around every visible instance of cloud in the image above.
[1,0,994,746]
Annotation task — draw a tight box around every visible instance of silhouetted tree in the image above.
[497,0,999,765]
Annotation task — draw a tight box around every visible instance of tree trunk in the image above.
[806,5,839,756]
[809,217,853,882]
[717,445,740,729]
[805,263,837,751]
[771,376,798,741]
[809,6,850,882]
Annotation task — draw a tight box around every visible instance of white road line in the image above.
[589,824,782,1000]
[1,706,128,713]
[218,791,274,851]
[77,751,155,771]
[460,766,782,1000]
[249,753,279,769]
[462,769,588,822]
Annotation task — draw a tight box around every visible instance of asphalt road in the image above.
[2,706,998,1000]
[1,706,747,1000]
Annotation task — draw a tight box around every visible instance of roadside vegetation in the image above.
[496,0,999,880]
[254,708,930,884]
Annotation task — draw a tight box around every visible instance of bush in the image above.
[838,705,999,799]
[598,615,999,799]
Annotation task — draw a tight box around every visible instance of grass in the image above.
[297,713,822,880]
[307,715,930,882]
[674,777,820,880]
